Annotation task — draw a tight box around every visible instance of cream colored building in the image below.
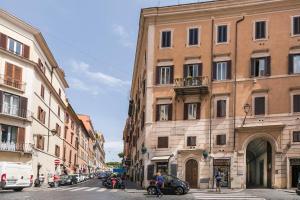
[0,9,68,181]
[124,0,300,189]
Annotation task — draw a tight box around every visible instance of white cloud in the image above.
[112,24,134,47]
[68,77,100,95]
[70,60,130,88]
[105,140,124,152]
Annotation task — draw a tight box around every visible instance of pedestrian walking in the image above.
[155,172,164,198]
[215,170,222,193]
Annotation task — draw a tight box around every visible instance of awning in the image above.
[151,156,171,162]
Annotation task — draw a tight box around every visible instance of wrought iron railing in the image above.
[0,75,26,91]
[0,142,32,153]
[174,76,208,88]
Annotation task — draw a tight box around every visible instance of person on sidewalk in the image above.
[155,172,164,198]
[215,170,222,193]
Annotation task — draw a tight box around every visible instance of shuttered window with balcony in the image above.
[4,62,23,90]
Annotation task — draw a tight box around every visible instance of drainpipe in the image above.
[233,16,245,151]
[209,17,214,154]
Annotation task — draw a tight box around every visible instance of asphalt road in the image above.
[0,179,299,200]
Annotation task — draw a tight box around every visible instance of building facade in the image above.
[124,0,300,189]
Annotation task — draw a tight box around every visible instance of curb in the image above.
[276,189,295,194]
[190,189,245,194]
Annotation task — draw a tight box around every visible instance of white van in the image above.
[0,162,33,191]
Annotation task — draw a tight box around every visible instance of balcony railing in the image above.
[0,104,32,121]
[0,142,32,153]
[0,75,26,92]
[174,76,209,96]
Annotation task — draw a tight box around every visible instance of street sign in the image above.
[54,159,60,165]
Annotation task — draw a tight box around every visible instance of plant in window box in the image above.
[141,146,147,154]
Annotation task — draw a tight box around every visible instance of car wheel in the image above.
[13,188,23,192]
[147,187,157,195]
[174,187,184,195]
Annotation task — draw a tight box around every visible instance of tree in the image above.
[118,152,124,159]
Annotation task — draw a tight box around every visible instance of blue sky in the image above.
[1,0,205,162]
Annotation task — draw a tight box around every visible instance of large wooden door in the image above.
[185,159,198,188]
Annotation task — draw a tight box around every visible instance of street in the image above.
[0,179,299,200]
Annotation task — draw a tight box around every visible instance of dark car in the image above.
[147,175,189,195]
[297,180,300,195]
[98,172,108,179]
[59,175,78,186]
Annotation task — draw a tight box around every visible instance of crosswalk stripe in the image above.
[97,188,107,192]
[59,187,78,191]
[70,187,89,191]
[194,198,265,200]
[193,193,266,200]
[109,189,118,192]
[84,187,98,191]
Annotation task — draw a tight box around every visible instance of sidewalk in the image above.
[124,180,145,193]
[189,188,245,194]
[276,188,296,194]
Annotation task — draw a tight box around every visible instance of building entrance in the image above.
[246,138,272,188]
[290,159,300,188]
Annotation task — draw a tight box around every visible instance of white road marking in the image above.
[109,189,118,192]
[84,187,98,191]
[58,187,78,191]
[97,188,107,192]
[69,187,89,191]
[193,193,266,200]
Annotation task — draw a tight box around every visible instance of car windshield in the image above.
[163,175,178,183]
[61,175,69,179]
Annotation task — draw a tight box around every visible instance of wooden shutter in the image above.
[19,97,28,118]
[14,65,22,89]
[250,58,255,77]
[265,56,271,76]
[170,66,174,84]
[17,127,25,151]
[41,85,45,99]
[184,103,188,120]
[156,67,160,85]
[212,62,217,80]
[226,61,232,79]
[0,33,7,49]
[198,63,203,77]
[0,90,2,113]
[255,97,265,115]
[293,95,300,112]
[5,63,13,85]
[196,103,201,119]
[42,136,45,150]
[156,104,160,121]
[147,164,155,180]
[158,137,168,148]
[23,45,30,59]
[168,103,172,121]
[184,65,188,78]
[289,54,294,74]
[217,100,222,117]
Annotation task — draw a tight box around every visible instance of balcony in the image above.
[0,104,32,121]
[174,76,209,96]
[0,75,26,92]
[0,142,33,154]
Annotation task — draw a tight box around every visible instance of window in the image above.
[255,21,267,40]
[251,57,270,77]
[188,28,199,46]
[74,154,77,165]
[156,162,168,175]
[293,131,300,142]
[55,145,60,157]
[187,136,196,147]
[157,66,173,85]
[157,136,168,148]
[56,123,61,136]
[4,62,23,89]
[184,103,200,120]
[217,25,228,43]
[156,104,172,121]
[292,16,300,36]
[58,106,60,117]
[37,107,46,124]
[184,64,200,78]
[213,61,231,81]
[293,94,300,112]
[216,134,226,145]
[0,124,18,143]
[65,113,69,123]
[58,89,61,97]
[71,120,75,130]
[161,30,171,48]
[40,85,45,99]
[254,96,265,115]
[69,150,72,164]
[8,37,23,56]
[71,132,74,144]
[36,135,45,150]
[289,54,300,74]
[2,93,20,116]
[216,100,226,118]
[64,126,68,139]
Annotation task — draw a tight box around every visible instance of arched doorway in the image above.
[246,138,272,188]
[185,159,198,188]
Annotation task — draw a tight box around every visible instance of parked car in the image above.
[296,180,300,195]
[59,175,78,186]
[0,162,33,191]
[72,174,81,183]
[147,175,189,195]
[98,172,108,179]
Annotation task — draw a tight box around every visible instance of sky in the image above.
[1,0,206,162]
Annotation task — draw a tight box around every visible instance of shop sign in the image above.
[213,159,230,166]
[290,158,300,166]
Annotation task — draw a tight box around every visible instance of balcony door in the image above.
[184,64,202,86]
[3,93,19,116]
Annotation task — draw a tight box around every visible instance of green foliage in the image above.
[106,162,121,168]
[118,152,124,158]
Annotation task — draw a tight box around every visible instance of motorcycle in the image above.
[102,177,125,189]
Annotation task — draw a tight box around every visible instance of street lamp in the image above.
[242,103,251,127]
